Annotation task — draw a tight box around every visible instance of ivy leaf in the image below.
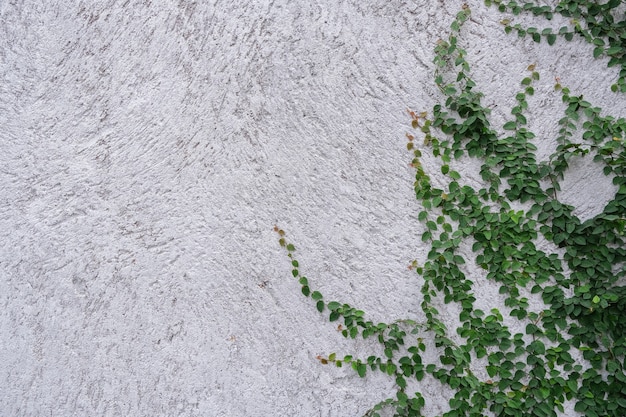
[355,362,367,378]
[593,47,604,59]
[384,348,393,359]
[444,85,457,95]
[328,301,341,310]
[503,121,517,130]
[606,46,622,55]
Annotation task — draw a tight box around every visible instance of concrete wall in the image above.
[1,0,623,415]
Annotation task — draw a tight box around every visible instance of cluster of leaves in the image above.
[485,0,626,92]
[277,5,626,417]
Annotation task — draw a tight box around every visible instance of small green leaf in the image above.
[328,301,341,310]
[606,46,622,55]
[444,85,457,95]
[503,121,517,130]
[356,362,367,378]
[593,47,604,58]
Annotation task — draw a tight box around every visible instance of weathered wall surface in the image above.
[1,1,623,416]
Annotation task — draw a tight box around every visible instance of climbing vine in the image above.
[277,4,626,417]
[486,0,626,92]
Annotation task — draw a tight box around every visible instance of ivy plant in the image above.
[485,0,626,92]
[277,5,626,417]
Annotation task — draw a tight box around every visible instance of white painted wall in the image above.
[1,1,623,416]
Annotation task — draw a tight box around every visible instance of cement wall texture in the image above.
[1,1,624,416]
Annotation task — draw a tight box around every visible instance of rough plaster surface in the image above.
[1,1,624,416]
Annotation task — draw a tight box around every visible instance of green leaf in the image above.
[444,85,457,95]
[311,291,323,300]
[606,46,622,55]
[328,301,341,310]
[503,121,517,130]
[356,362,367,378]
[350,326,358,338]
[593,47,604,59]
